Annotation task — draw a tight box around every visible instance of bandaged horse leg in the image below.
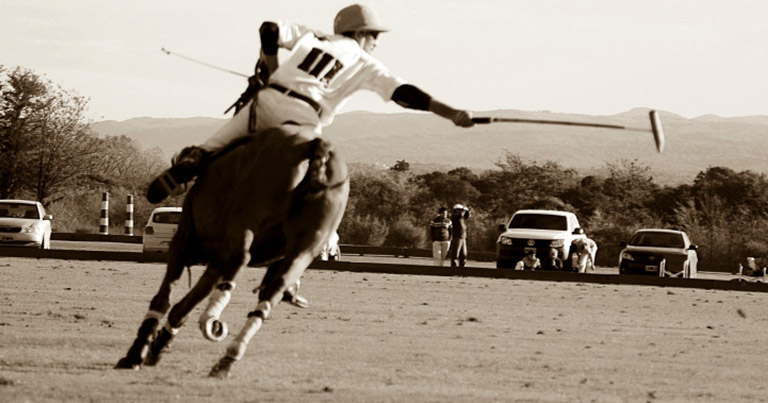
[199,230,253,341]
[209,252,315,378]
[115,251,186,369]
[255,259,309,308]
[199,280,236,342]
[144,268,223,366]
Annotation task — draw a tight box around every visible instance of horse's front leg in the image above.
[115,252,186,370]
[198,278,236,342]
[208,252,314,378]
[199,229,254,342]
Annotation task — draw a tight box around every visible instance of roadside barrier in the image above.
[125,195,134,236]
[1,246,766,293]
[99,192,109,235]
[44,233,735,273]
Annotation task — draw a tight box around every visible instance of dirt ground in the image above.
[1,257,767,403]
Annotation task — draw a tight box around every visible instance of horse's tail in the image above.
[308,138,331,192]
[293,137,348,203]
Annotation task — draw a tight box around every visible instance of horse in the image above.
[115,126,349,378]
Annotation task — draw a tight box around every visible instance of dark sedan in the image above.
[618,229,698,278]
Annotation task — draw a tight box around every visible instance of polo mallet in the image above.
[160,47,249,78]
[472,110,665,153]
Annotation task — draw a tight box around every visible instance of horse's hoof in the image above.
[143,350,160,366]
[201,317,228,342]
[288,294,309,309]
[208,356,236,379]
[114,356,141,370]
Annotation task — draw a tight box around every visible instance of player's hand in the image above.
[453,110,475,127]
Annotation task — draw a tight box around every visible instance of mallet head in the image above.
[649,110,665,153]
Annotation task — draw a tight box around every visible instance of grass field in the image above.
[1,257,767,402]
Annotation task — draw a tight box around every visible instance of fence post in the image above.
[125,195,134,236]
[99,192,109,235]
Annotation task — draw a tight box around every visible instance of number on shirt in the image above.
[297,48,343,84]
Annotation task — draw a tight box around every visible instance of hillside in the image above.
[90,108,768,185]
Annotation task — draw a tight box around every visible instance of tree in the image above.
[390,159,410,172]
[0,66,103,204]
[0,66,47,198]
[473,153,576,218]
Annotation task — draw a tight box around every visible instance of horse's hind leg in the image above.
[142,267,223,366]
[115,250,186,370]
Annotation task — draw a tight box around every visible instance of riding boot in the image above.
[146,146,209,204]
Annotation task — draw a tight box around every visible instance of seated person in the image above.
[515,250,541,271]
[547,248,564,271]
[741,257,763,277]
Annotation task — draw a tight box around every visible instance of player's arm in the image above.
[259,22,280,77]
[391,84,474,127]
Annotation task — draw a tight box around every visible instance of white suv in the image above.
[142,207,182,253]
[496,209,587,270]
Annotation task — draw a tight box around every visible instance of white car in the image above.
[496,209,588,271]
[0,199,53,249]
[143,207,182,253]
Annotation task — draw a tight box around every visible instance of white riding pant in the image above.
[201,88,322,152]
[432,241,450,266]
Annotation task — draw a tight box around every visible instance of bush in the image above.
[337,215,389,246]
[384,216,425,249]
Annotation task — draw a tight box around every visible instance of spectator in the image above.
[572,237,598,273]
[515,250,541,270]
[428,207,452,266]
[448,204,470,267]
[547,248,564,271]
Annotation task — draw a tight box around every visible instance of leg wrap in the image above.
[144,310,165,321]
[199,282,235,341]
[200,282,235,323]
[226,301,271,361]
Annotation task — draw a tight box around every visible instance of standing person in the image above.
[428,207,452,266]
[147,3,476,203]
[572,237,598,273]
[448,204,470,267]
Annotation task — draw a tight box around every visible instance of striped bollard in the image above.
[125,195,134,236]
[99,192,109,235]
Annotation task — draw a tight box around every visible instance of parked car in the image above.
[0,199,53,249]
[618,228,698,278]
[496,209,588,271]
[143,207,182,253]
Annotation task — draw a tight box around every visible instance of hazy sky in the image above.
[2,0,766,121]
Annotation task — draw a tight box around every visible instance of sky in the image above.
[2,0,767,122]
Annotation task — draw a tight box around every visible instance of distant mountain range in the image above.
[89,108,768,185]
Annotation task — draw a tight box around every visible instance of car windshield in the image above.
[153,212,182,224]
[629,232,685,248]
[0,203,39,219]
[508,214,568,230]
